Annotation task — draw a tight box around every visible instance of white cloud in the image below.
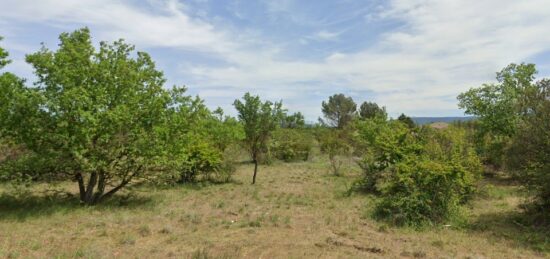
[2,0,550,119]
[313,30,340,41]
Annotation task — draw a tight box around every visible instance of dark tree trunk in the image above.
[252,159,258,184]
[83,172,98,205]
[76,173,86,202]
[76,167,138,205]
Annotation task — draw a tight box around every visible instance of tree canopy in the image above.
[320,93,357,128]
[233,92,284,184]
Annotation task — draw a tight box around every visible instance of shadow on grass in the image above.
[0,190,157,222]
[468,209,550,253]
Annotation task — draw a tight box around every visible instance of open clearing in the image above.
[0,158,548,258]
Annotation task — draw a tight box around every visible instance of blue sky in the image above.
[1,0,550,121]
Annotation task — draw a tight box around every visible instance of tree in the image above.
[281,112,305,128]
[397,113,415,128]
[234,93,284,184]
[0,28,181,205]
[320,94,357,128]
[457,63,538,167]
[457,63,537,138]
[0,36,10,69]
[359,101,387,120]
[506,79,550,215]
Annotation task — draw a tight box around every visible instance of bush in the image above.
[270,128,313,162]
[355,119,482,226]
[317,129,351,176]
[355,119,421,191]
[374,159,471,226]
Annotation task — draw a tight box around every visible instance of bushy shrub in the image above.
[355,118,482,226]
[374,159,472,226]
[0,152,60,183]
[355,119,421,191]
[270,128,313,162]
[178,141,223,183]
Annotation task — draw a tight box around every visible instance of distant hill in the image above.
[411,116,476,125]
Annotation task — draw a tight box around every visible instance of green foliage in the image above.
[320,93,357,128]
[233,92,284,184]
[355,119,421,191]
[281,112,305,128]
[506,79,550,217]
[359,101,387,120]
[270,128,313,162]
[318,128,351,176]
[0,37,10,70]
[0,28,185,204]
[457,63,538,168]
[397,113,415,128]
[373,159,472,227]
[355,117,481,226]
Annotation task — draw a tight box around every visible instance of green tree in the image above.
[359,101,387,120]
[0,28,181,205]
[397,113,415,128]
[457,63,538,167]
[234,93,284,184]
[506,79,550,214]
[320,94,357,128]
[281,112,305,128]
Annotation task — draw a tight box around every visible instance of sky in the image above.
[1,0,550,121]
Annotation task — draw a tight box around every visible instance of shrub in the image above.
[355,118,482,226]
[355,119,421,191]
[318,129,351,176]
[270,128,313,162]
[373,159,472,226]
[178,141,223,183]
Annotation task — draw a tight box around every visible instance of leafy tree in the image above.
[320,94,357,128]
[457,63,538,167]
[281,112,305,128]
[359,101,387,120]
[457,63,537,138]
[397,113,415,128]
[506,79,550,216]
[0,28,184,205]
[234,93,284,184]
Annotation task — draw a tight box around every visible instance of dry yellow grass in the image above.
[0,159,548,258]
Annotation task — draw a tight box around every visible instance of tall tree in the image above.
[458,63,537,138]
[234,93,283,184]
[458,63,538,167]
[320,94,357,128]
[359,101,387,120]
[0,28,181,205]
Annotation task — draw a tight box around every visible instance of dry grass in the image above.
[0,159,548,258]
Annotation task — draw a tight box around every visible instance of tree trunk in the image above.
[252,159,258,184]
[76,173,86,202]
[83,172,98,205]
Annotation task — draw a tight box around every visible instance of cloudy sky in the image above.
[1,0,550,120]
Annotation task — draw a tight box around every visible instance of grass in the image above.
[0,159,548,258]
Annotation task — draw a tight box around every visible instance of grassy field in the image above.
[0,157,549,258]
